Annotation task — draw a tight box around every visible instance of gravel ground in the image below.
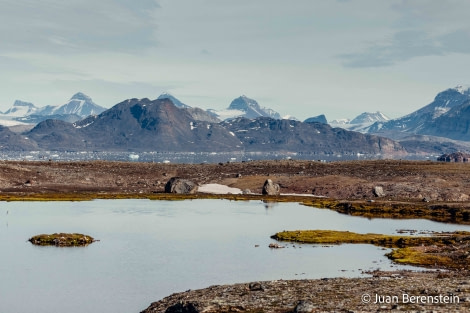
[141,271,470,313]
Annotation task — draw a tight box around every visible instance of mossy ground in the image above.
[272,230,470,270]
[2,192,470,225]
[28,233,96,246]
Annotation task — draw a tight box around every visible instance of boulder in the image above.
[294,300,316,313]
[165,177,198,194]
[164,301,200,313]
[262,179,280,195]
[373,186,385,197]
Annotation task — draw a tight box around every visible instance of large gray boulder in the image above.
[262,179,280,195]
[165,177,198,194]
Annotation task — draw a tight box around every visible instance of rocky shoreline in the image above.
[140,271,470,313]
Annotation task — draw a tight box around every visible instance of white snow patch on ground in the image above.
[198,184,242,194]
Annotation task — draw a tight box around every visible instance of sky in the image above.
[1,0,470,121]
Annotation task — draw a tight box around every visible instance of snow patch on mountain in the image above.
[454,85,470,95]
[46,92,106,117]
[2,100,38,117]
[210,95,282,121]
[330,112,390,133]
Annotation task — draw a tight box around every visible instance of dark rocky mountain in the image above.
[185,107,221,123]
[44,98,242,152]
[157,93,220,123]
[304,115,327,124]
[0,125,39,150]
[3,97,406,157]
[416,100,470,141]
[27,119,88,150]
[222,117,405,155]
[368,86,470,138]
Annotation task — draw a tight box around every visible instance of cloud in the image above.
[0,0,160,54]
[337,0,470,68]
[338,28,470,68]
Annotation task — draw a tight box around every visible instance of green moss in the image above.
[386,247,454,268]
[272,230,470,270]
[29,233,95,246]
[271,230,469,247]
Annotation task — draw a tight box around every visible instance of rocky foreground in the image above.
[1,159,470,202]
[141,271,470,313]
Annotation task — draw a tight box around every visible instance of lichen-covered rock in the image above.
[262,179,280,195]
[164,177,198,194]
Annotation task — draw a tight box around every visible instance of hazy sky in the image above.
[1,0,470,120]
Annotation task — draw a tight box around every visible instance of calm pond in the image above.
[2,199,470,313]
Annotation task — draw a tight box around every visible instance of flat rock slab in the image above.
[28,233,96,246]
[140,271,470,313]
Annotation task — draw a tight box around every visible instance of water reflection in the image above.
[1,199,470,313]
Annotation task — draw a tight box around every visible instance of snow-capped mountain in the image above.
[350,111,389,124]
[0,92,106,126]
[2,100,38,117]
[329,112,390,133]
[157,92,190,108]
[329,118,350,125]
[209,95,282,120]
[37,92,106,117]
[368,85,470,136]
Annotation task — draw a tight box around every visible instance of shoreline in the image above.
[2,159,470,312]
[140,271,470,313]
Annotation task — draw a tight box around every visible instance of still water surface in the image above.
[2,199,470,313]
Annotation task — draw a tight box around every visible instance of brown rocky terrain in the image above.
[1,159,470,203]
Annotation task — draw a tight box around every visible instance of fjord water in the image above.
[2,199,470,313]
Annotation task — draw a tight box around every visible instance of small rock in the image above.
[248,282,264,291]
[262,179,280,195]
[373,186,385,197]
[294,300,315,313]
[236,173,242,178]
[242,189,252,195]
[164,301,200,313]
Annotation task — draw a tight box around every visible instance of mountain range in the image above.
[0,92,107,126]
[1,85,470,157]
[0,97,405,157]
[367,85,470,141]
